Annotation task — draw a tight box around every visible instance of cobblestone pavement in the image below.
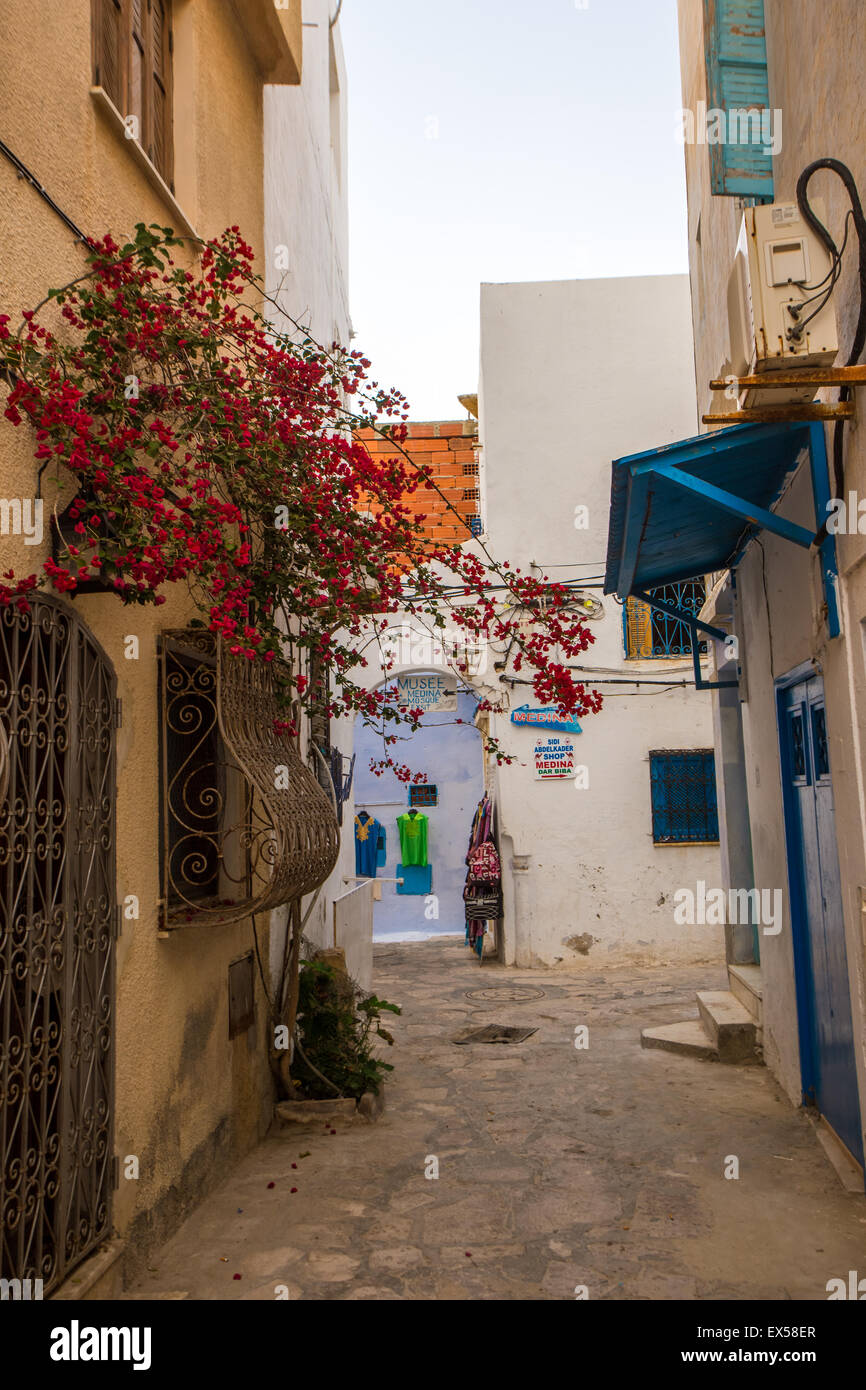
[123,938,866,1301]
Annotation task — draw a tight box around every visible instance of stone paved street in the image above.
[123,939,866,1301]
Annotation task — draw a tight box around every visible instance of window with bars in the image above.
[649,750,719,844]
[623,579,707,658]
[92,0,174,186]
[409,784,438,807]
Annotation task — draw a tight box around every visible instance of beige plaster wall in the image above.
[0,0,299,1280]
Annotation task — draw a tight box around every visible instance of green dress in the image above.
[397,812,428,867]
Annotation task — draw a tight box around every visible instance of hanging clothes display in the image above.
[463,793,502,958]
[354,811,385,877]
[397,810,428,867]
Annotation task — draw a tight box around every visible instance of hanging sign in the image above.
[394,672,458,714]
[511,704,582,734]
[533,736,577,780]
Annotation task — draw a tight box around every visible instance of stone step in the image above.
[727,963,763,1024]
[697,989,758,1062]
[641,1020,718,1061]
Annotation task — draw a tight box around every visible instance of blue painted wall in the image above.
[353,683,484,941]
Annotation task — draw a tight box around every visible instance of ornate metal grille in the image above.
[158,631,339,929]
[649,749,719,844]
[0,596,116,1295]
[624,579,708,658]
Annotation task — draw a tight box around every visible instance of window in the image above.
[624,579,707,659]
[159,633,252,922]
[92,0,174,186]
[159,630,340,928]
[409,784,438,808]
[650,750,719,844]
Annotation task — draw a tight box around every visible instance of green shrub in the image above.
[294,960,401,1100]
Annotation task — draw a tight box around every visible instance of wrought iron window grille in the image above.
[624,579,708,659]
[649,749,719,844]
[158,631,339,929]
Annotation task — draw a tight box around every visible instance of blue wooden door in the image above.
[780,676,863,1164]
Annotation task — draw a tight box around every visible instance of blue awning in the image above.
[603,419,839,640]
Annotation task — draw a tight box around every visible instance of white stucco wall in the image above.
[262,1,353,975]
[478,275,723,967]
[264,0,350,347]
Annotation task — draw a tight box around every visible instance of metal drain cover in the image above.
[451,1023,538,1045]
[464,985,546,1003]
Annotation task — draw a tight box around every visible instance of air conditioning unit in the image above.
[726,198,838,407]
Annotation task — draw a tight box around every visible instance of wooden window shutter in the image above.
[703,0,774,200]
[93,0,123,108]
[148,0,173,185]
[625,596,653,659]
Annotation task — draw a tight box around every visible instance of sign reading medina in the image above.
[533,736,577,780]
[393,672,458,715]
[511,704,582,733]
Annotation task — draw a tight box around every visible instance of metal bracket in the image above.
[631,587,738,692]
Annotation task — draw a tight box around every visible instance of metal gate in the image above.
[0,595,116,1294]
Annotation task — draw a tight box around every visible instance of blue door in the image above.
[779,674,863,1165]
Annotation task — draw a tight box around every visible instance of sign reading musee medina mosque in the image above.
[393,672,458,714]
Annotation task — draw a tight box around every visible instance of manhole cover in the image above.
[451,1023,538,1045]
[465,985,546,1003]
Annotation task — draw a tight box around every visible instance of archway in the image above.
[353,671,486,945]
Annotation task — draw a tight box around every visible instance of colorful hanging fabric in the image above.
[397,812,428,867]
[354,813,385,877]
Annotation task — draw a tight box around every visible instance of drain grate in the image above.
[464,985,546,1003]
[451,1023,538,1045]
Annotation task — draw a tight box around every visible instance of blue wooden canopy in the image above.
[604,420,840,665]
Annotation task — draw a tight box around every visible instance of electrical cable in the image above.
[755,537,775,680]
[0,137,93,247]
[794,161,866,553]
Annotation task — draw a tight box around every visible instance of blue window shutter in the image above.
[703,0,774,200]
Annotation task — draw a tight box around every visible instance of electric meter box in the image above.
[726,198,839,406]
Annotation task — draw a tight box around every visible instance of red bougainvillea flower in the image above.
[0,223,602,775]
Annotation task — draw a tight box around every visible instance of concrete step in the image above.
[727,963,763,1024]
[641,1019,718,1061]
[697,989,758,1062]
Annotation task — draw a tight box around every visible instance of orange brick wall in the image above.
[356,419,480,545]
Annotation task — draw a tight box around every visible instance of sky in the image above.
[341,0,689,420]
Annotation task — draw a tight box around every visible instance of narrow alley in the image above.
[122,940,865,1302]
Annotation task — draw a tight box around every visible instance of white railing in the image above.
[332,880,375,991]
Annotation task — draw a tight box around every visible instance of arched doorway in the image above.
[353,673,485,943]
[0,595,117,1294]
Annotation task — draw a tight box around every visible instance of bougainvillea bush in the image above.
[0,224,602,772]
